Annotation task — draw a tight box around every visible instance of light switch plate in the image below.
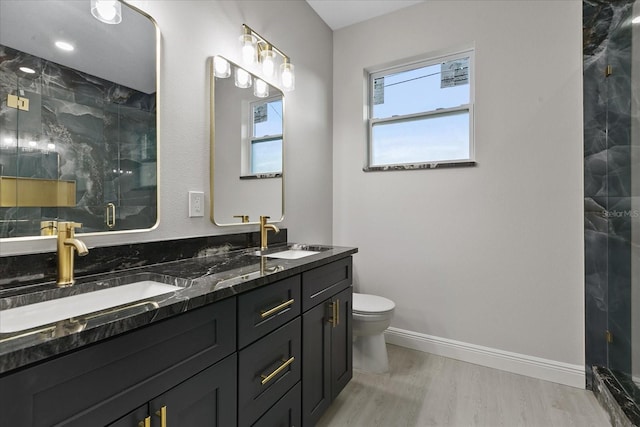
[188,191,204,217]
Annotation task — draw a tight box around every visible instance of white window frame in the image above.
[366,49,475,170]
[247,95,283,177]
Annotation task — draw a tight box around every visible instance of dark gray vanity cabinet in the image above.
[0,298,237,427]
[0,255,354,427]
[301,258,353,426]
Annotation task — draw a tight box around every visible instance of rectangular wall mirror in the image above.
[0,0,159,239]
[210,56,284,226]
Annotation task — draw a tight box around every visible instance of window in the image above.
[249,97,282,175]
[367,50,474,170]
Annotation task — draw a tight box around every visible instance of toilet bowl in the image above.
[352,293,395,373]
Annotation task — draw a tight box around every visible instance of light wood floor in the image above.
[317,344,611,427]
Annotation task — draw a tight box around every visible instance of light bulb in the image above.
[260,49,276,78]
[213,56,231,78]
[91,0,122,24]
[55,41,75,51]
[19,67,35,74]
[240,34,257,64]
[254,79,269,98]
[280,61,295,91]
[235,68,252,88]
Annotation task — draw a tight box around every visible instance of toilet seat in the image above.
[352,293,395,315]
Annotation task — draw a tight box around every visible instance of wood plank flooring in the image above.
[317,344,611,427]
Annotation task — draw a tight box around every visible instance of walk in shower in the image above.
[584,0,640,424]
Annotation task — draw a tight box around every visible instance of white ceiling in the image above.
[305,0,425,30]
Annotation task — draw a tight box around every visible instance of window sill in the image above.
[363,161,477,172]
[239,173,282,180]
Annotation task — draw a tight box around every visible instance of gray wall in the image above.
[1,0,334,255]
[332,0,585,386]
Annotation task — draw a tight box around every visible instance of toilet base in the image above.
[353,333,389,374]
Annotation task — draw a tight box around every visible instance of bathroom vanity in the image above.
[0,242,356,426]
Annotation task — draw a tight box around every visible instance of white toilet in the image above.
[352,293,395,373]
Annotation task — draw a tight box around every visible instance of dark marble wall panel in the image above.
[0,44,156,237]
[584,0,638,417]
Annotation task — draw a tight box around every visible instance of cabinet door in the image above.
[331,287,353,400]
[302,302,331,426]
[149,354,237,427]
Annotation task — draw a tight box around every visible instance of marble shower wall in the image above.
[0,45,156,238]
[584,0,639,396]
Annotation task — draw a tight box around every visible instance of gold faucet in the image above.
[56,222,89,287]
[260,216,280,251]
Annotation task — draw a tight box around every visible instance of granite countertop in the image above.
[0,243,357,374]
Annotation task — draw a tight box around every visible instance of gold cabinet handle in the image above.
[336,298,340,326]
[327,301,337,327]
[261,299,294,319]
[261,356,294,385]
[138,416,151,427]
[155,406,167,427]
[106,203,116,229]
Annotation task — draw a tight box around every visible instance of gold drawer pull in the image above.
[138,416,151,427]
[260,299,294,318]
[261,356,295,385]
[155,406,167,427]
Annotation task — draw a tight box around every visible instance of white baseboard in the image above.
[384,327,585,389]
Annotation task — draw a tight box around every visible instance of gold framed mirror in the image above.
[210,56,284,226]
[0,0,159,239]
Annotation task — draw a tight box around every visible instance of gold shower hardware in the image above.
[155,406,167,427]
[7,94,29,111]
[606,65,612,77]
[261,356,295,385]
[138,416,151,427]
[105,203,116,228]
[260,299,294,318]
[40,220,57,236]
[0,177,76,207]
[234,215,250,223]
[605,330,613,343]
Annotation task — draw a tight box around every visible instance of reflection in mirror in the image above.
[211,56,284,226]
[0,0,158,239]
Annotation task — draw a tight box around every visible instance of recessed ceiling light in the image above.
[633,15,640,24]
[19,67,35,74]
[55,41,75,51]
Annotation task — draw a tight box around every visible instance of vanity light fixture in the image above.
[240,24,296,92]
[91,0,122,25]
[19,67,36,74]
[235,67,252,88]
[260,46,276,78]
[280,58,295,92]
[633,15,640,24]
[213,56,231,78]
[254,79,269,98]
[55,41,75,52]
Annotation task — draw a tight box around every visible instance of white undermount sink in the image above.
[0,281,181,334]
[263,249,320,259]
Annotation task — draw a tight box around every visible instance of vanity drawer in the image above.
[238,275,301,349]
[252,382,301,427]
[238,317,301,427]
[302,257,352,311]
